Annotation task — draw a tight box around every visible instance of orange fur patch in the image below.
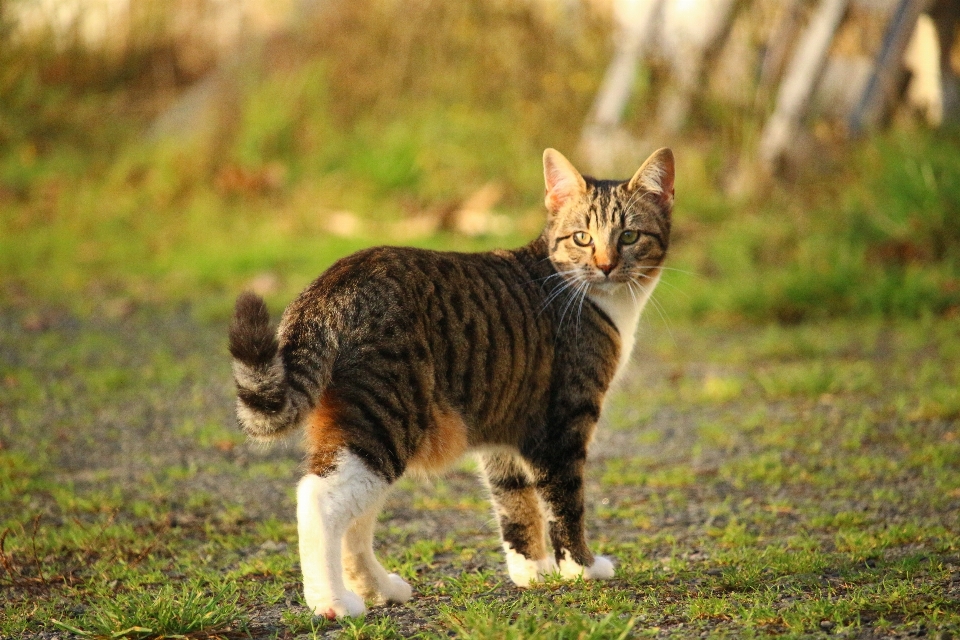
[306,390,347,476]
[407,406,469,474]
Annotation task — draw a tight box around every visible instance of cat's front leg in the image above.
[528,445,615,582]
[480,452,558,587]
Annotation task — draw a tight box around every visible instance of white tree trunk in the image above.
[758,0,850,173]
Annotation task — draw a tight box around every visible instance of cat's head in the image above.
[541,147,674,290]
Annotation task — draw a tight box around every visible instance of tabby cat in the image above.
[229,147,674,619]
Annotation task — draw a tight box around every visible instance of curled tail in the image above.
[229,292,320,440]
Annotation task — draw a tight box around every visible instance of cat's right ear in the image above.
[543,148,586,215]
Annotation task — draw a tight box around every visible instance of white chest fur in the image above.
[587,272,661,384]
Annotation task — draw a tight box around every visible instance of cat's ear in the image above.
[627,148,674,208]
[543,148,586,215]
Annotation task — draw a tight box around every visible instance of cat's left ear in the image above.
[543,148,587,215]
[627,148,674,209]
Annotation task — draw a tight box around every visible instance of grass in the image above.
[50,580,246,638]
[4,125,959,324]
[1,309,958,638]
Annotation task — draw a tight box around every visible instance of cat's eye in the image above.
[573,231,592,247]
[620,230,640,245]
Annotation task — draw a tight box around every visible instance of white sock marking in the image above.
[505,545,558,587]
[297,452,387,618]
[342,502,412,605]
[558,549,616,581]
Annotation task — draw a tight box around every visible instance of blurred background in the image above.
[1,0,959,325]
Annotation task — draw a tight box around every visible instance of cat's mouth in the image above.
[585,265,663,288]
[585,269,630,286]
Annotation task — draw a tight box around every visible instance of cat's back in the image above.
[280,244,546,336]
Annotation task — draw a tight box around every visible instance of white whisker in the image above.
[647,276,689,299]
[540,279,575,311]
[645,288,674,342]
[626,265,701,279]
[574,281,593,335]
[625,279,640,308]
[557,280,587,332]
[538,271,580,315]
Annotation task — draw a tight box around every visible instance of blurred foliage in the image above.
[0,2,204,155]
[662,127,960,323]
[222,0,611,205]
[0,0,958,323]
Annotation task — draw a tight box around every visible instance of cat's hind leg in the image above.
[297,451,388,619]
[480,452,557,587]
[341,500,412,605]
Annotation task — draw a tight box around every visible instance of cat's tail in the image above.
[229,292,320,441]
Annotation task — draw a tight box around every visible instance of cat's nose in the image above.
[597,263,615,276]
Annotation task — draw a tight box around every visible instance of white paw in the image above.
[505,547,558,587]
[306,589,367,619]
[381,573,412,604]
[584,555,615,579]
[558,550,615,581]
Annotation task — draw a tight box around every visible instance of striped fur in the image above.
[229,147,674,617]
